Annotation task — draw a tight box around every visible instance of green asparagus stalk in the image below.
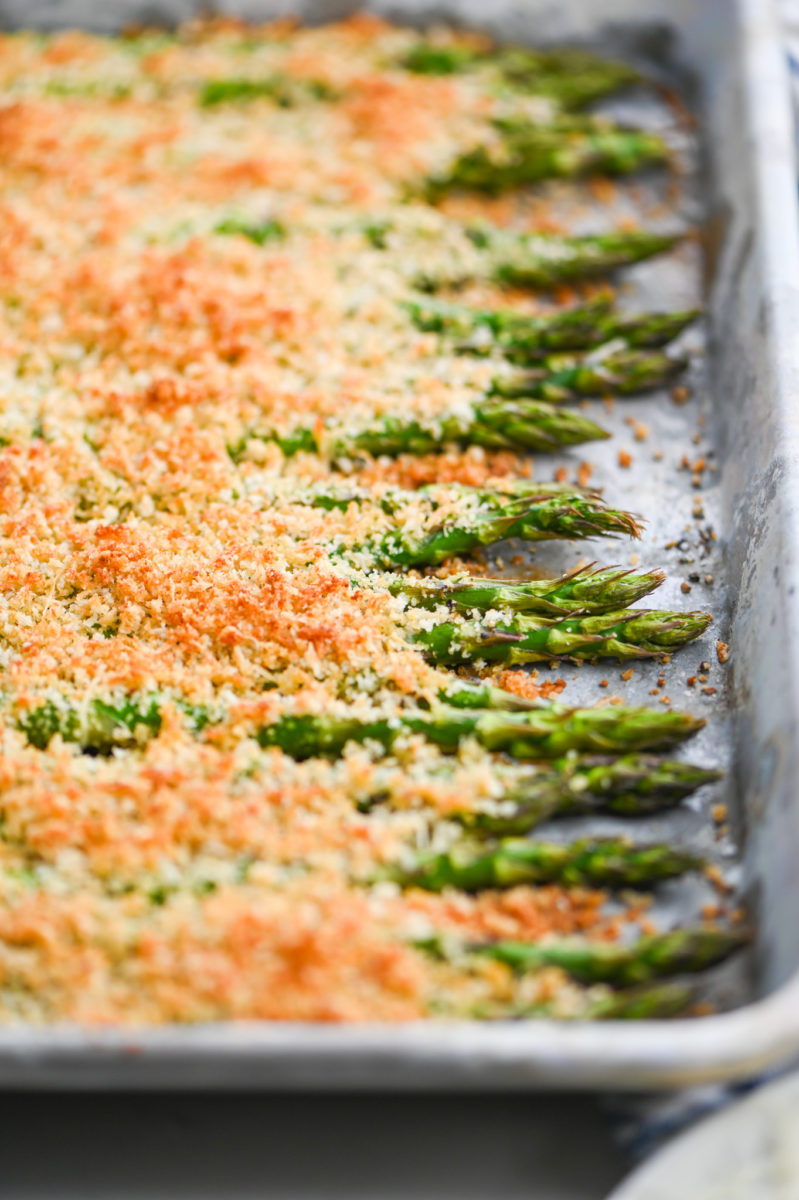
[234,342,690,471]
[361,482,640,568]
[473,925,748,985]
[389,563,666,615]
[319,355,679,459]
[18,696,167,754]
[418,227,682,292]
[413,607,711,665]
[401,42,641,109]
[199,75,337,107]
[257,702,703,761]
[333,397,610,457]
[214,216,287,245]
[305,481,640,568]
[18,695,703,759]
[403,295,699,361]
[402,42,485,74]
[579,981,695,1020]
[424,122,669,198]
[491,230,682,290]
[494,48,642,108]
[359,752,719,827]
[405,293,612,339]
[480,312,697,364]
[232,397,610,463]
[489,346,688,402]
[14,680,546,753]
[468,981,694,1021]
[437,681,541,711]
[457,754,722,835]
[380,835,702,891]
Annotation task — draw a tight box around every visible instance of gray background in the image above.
[0,1092,627,1199]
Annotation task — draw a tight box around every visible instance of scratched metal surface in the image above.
[0,0,797,1089]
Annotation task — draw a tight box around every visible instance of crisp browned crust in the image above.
[0,19,651,1024]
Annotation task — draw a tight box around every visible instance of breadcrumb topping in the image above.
[0,17,662,1025]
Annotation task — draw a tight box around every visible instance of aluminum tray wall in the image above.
[0,0,797,1089]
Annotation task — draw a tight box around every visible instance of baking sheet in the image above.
[0,0,797,1088]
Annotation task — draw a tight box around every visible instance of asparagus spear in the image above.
[389,563,667,615]
[360,753,719,828]
[403,295,699,361]
[401,42,641,110]
[333,397,610,457]
[481,312,697,364]
[418,227,681,292]
[19,694,702,760]
[318,356,679,459]
[15,680,540,753]
[437,681,540,711]
[233,396,610,463]
[381,835,702,891]
[413,607,711,665]
[473,925,748,985]
[257,702,703,761]
[304,481,639,568]
[214,216,287,245]
[467,981,694,1021]
[457,755,722,835]
[490,346,688,402]
[18,696,165,753]
[404,294,612,339]
[424,122,669,198]
[402,42,485,74]
[492,230,682,290]
[361,482,640,568]
[199,76,337,107]
[494,48,642,108]
[579,981,694,1020]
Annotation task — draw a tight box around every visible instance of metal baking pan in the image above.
[0,0,798,1089]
